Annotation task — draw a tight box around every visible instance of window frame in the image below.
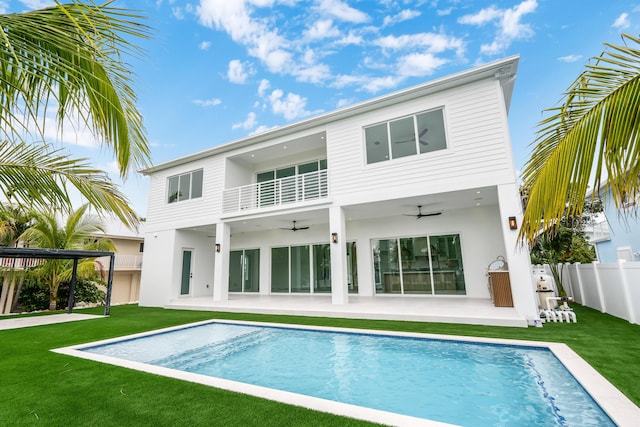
[364,107,448,165]
[166,169,204,204]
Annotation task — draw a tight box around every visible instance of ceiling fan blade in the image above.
[417,212,442,218]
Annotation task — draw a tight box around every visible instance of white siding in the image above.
[145,156,225,231]
[326,79,514,206]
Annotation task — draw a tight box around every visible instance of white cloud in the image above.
[333,74,404,93]
[0,1,9,13]
[193,98,222,107]
[458,0,538,56]
[336,31,363,45]
[258,79,271,97]
[199,41,212,50]
[227,59,252,83]
[197,1,295,74]
[613,12,630,29]
[315,0,370,23]
[437,8,452,16]
[558,54,582,63]
[268,89,312,120]
[374,33,465,56]
[232,112,258,130]
[304,19,341,40]
[397,52,448,77]
[336,98,353,108]
[458,6,502,25]
[294,63,331,84]
[250,124,278,135]
[382,9,421,27]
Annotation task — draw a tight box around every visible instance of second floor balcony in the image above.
[223,169,328,215]
[95,254,143,271]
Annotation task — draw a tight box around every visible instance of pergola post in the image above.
[104,254,115,316]
[67,258,79,314]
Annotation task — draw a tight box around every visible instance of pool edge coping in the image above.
[52,318,639,427]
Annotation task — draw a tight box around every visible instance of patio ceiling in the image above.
[184,185,499,236]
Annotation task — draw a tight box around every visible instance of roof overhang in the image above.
[142,55,519,175]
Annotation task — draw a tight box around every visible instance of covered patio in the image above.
[165,294,528,327]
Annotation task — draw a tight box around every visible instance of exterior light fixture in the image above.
[508,216,517,230]
[331,232,338,244]
[215,243,221,252]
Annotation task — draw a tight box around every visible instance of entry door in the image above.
[180,249,193,295]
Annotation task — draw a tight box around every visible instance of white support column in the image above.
[496,183,539,324]
[213,222,231,302]
[329,206,348,305]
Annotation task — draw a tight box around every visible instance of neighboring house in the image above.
[591,188,640,262]
[94,221,144,305]
[138,56,540,326]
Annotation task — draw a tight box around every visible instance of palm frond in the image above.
[0,1,151,177]
[520,33,640,244]
[0,140,138,227]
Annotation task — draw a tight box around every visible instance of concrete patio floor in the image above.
[166,295,529,327]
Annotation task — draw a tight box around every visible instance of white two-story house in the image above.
[139,55,540,327]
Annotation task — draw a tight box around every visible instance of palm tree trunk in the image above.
[49,291,57,311]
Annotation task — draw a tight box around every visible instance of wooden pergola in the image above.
[0,247,115,315]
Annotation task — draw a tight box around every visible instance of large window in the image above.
[167,169,203,203]
[373,234,465,295]
[365,108,447,164]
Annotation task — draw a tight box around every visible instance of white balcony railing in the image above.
[94,254,143,270]
[0,257,44,269]
[222,169,328,214]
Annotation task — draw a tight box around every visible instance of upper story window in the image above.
[167,169,203,203]
[365,108,447,164]
[256,159,327,183]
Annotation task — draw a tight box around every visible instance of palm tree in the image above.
[520,33,640,244]
[0,205,34,313]
[20,204,115,311]
[0,1,151,226]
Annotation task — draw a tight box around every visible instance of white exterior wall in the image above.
[139,229,176,306]
[326,79,515,206]
[145,156,225,232]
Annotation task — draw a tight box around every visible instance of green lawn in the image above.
[1,304,638,426]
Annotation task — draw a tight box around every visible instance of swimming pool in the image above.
[54,321,636,426]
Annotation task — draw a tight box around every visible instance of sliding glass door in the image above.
[229,249,260,292]
[271,244,332,294]
[373,234,465,295]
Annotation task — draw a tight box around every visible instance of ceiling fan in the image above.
[280,220,310,232]
[394,128,429,146]
[403,205,441,219]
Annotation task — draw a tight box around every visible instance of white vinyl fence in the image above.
[535,261,640,325]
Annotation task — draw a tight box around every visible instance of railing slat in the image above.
[223,170,328,214]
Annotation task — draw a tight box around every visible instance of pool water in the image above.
[83,323,615,426]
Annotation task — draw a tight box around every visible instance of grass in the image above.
[1,304,639,426]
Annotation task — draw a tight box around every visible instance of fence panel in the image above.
[623,263,640,324]
[598,263,627,320]
[578,263,603,311]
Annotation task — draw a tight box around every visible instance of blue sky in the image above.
[5,1,638,216]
